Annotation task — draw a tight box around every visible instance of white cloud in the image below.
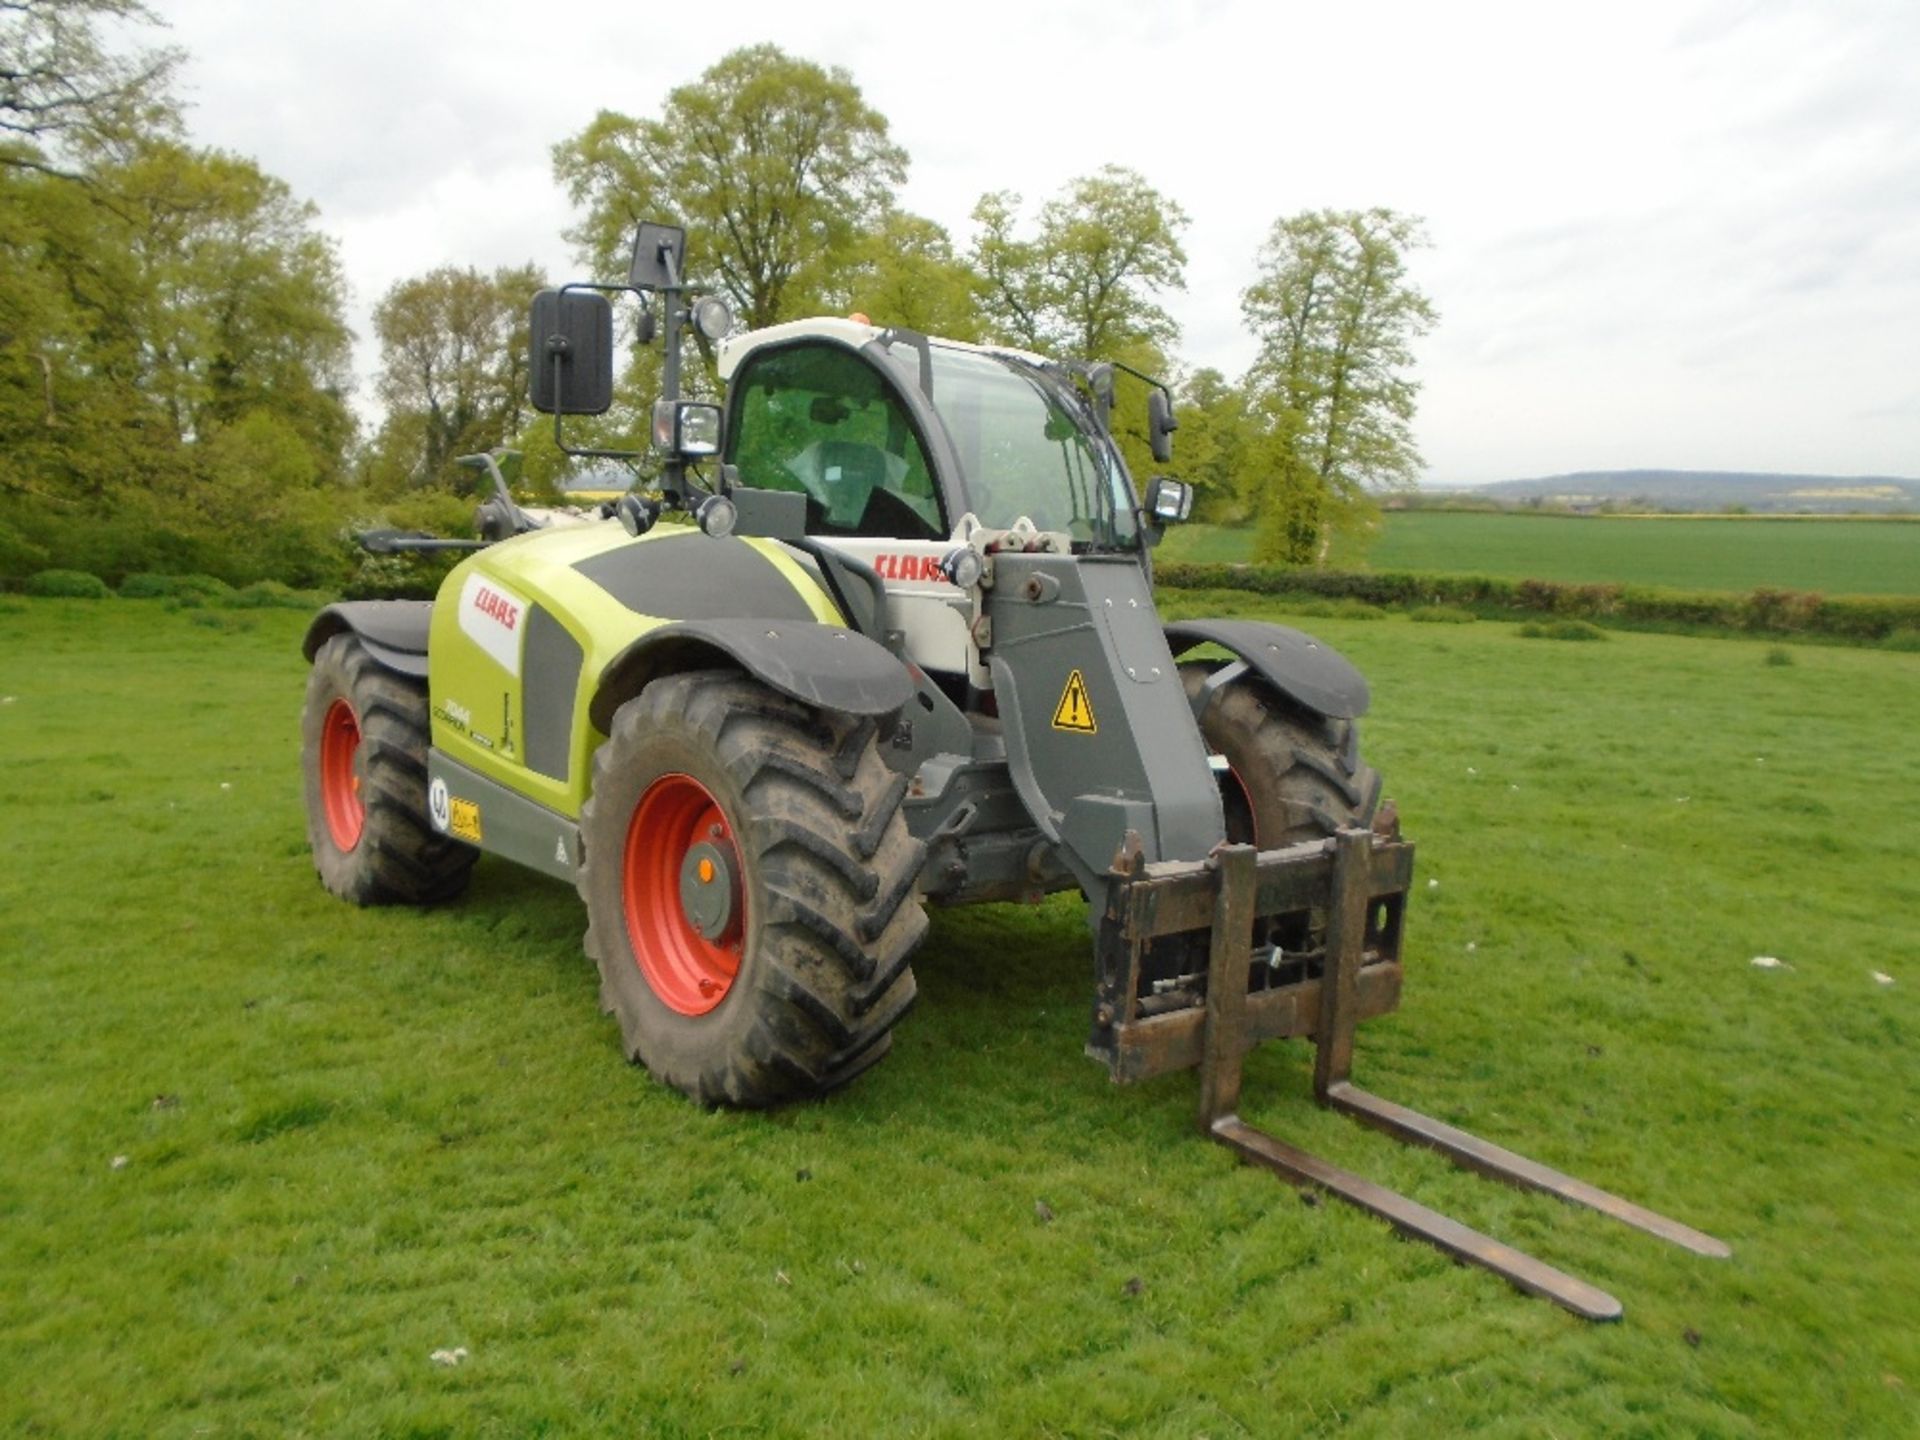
[151,0,1920,481]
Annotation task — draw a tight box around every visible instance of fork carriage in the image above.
[1092,826,1729,1321]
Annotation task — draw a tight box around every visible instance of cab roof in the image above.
[716,317,1053,382]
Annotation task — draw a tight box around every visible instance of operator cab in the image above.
[717,319,1146,552]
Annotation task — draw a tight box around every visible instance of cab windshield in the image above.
[924,345,1139,547]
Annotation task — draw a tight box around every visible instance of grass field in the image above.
[3,598,1916,1437]
[1159,513,1920,596]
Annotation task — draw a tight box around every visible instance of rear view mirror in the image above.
[1147,389,1177,464]
[629,221,687,291]
[1143,475,1194,524]
[529,289,614,415]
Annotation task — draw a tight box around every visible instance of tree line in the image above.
[1,7,1435,589]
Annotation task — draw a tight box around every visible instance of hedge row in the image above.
[16,570,329,610]
[1154,564,1920,642]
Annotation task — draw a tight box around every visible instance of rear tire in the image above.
[1180,663,1381,846]
[579,670,926,1107]
[302,634,478,905]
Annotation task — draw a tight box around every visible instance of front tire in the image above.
[301,634,477,904]
[579,670,926,1107]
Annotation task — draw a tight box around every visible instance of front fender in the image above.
[589,617,913,733]
[302,601,433,679]
[1164,618,1370,720]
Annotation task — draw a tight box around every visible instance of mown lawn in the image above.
[1160,513,1920,596]
[1,597,1915,1437]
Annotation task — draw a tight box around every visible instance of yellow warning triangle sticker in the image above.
[1052,669,1098,734]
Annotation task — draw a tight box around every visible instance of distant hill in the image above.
[1461,470,1920,514]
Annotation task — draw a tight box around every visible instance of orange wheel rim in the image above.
[623,773,744,1016]
[320,699,365,850]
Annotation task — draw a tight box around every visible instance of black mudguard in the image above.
[302,601,433,679]
[1165,618,1370,720]
[590,617,913,733]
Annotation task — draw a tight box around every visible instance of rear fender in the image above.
[1164,618,1370,721]
[302,601,432,679]
[589,617,913,733]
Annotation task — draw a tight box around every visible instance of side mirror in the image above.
[1143,475,1194,524]
[629,221,687,291]
[1147,389,1177,464]
[529,289,614,415]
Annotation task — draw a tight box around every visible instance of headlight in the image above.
[652,400,723,458]
[693,295,734,341]
[679,404,721,456]
[941,547,985,589]
[695,494,737,538]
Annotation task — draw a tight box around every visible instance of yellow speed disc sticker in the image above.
[1051,669,1098,734]
[449,797,483,843]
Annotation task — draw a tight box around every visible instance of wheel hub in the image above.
[679,840,739,942]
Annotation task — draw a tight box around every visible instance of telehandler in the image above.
[301,222,1726,1318]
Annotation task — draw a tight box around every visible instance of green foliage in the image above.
[552,44,906,329]
[1517,619,1607,641]
[24,567,109,597]
[339,490,475,599]
[226,579,320,610]
[1171,369,1255,522]
[1157,562,1920,643]
[830,211,983,340]
[0,112,355,588]
[4,602,1917,1436]
[1242,209,1436,564]
[0,1,182,175]
[117,571,231,601]
[167,573,233,602]
[1409,604,1478,624]
[1764,645,1795,666]
[971,165,1188,358]
[1883,627,1920,653]
[1285,596,1389,620]
[364,263,547,497]
[967,167,1189,489]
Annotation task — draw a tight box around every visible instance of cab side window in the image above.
[727,343,945,541]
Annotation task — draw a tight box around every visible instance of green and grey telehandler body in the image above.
[300,223,1726,1318]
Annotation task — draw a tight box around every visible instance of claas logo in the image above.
[873,554,947,582]
[472,584,520,629]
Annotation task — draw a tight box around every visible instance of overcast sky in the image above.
[151,0,1917,484]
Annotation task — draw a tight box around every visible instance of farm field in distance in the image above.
[1160,511,1920,596]
[2,597,1914,1436]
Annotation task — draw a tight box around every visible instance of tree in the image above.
[1,0,180,180]
[1172,368,1256,523]
[970,165,1188,359]
[0,139,356,582]
[365,263,544,493]
[1240,208,1436,564]
[118,142,353,460]
[552,44,906,329]
[828,211,983,341]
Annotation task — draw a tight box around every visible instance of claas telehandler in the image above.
[300,222,1726,1318]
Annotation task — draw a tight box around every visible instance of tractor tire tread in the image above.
[578,668,923,1107]
[303,634,477,906]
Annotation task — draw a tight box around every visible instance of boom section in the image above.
[984,553,1224,890]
